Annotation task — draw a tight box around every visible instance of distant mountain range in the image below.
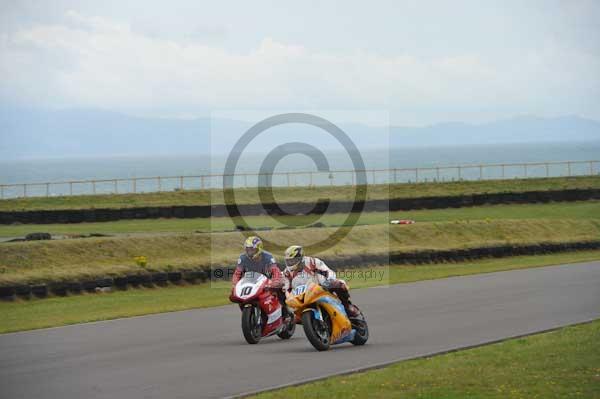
[391,115,600,147]
[1,107,599,159]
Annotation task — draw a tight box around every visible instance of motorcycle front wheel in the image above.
[241,305,262,344]
[302,310,330,351]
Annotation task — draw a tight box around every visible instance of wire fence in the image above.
[1,160,598,199]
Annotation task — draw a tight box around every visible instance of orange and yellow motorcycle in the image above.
[286,276,369,351]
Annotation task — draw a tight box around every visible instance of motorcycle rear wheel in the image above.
[241,305,262,344]
[277,316,296,339]
[350,311,369,345]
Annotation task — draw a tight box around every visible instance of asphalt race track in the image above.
[1,261,599,398]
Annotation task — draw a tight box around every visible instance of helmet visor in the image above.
[285,257,302,268]
[245,247,258,258]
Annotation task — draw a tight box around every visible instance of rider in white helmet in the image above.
[283,245,359,317]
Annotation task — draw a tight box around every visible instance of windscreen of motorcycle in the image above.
[235,271,267,299]
[291,272,324,290]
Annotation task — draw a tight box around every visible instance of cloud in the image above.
[0,10,598,121]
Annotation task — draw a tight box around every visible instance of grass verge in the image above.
[1,176,598,211]
[252,320,600,399]
[0,200,598,237]
[1,251,599,334]
[1,219,600,285]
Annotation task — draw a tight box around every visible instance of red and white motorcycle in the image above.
[230,271,295,344]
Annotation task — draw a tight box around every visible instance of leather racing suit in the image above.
[284,256,359,317]
[230,250,287,311]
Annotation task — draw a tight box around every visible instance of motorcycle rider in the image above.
[230,236,287,310]
[283,245,360,317]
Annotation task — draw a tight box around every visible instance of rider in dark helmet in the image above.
[283,245,359,317]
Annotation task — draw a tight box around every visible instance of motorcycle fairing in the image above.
[258,289,283,336]
[287,281,356,345]
[315,295,353,344]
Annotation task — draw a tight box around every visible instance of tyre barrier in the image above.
[49,282,67,296]
[151,272,168,286]
[114,276,128,289]
[1,241,599,301]
[0,267,203,301]
[30,285,47,298]
[126,274,142,286]
[139,274,153,288]
[82,280,98,292]
[183,270,207,283]
[0,286,15,297]
[96,278,113,288]
[1,188,599,225]
[14,285,31,297]
[25,232,52,241]
[67,282,82,293]
[167,272,182,284]
[324,241,600,269]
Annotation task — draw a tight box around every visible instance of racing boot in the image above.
[335,288,360,318]
[277,290,294,323]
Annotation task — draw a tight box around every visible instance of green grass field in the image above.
[1,251,599,334]
[1,175,598,211]
[252,319,600,399]
[1,200,598,237]
[2,218,599,285]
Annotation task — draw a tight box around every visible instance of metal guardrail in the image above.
[0,160,598,199]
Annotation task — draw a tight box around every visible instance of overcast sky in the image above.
[1,0,599,125]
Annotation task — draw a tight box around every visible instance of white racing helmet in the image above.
[284,245,304,272]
